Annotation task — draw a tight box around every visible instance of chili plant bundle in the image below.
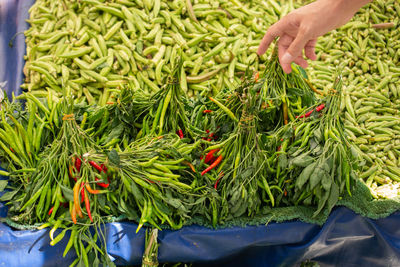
[204,53,318,139]
[0,91,65,176]
[305,0,400,199]
[0,98,118,266]
[257,52,318,129]
[198,77,284,224]
[134,63,204,139]
[0,95,210,266]
[88,134,211,232]
[265,78,360,217]
[75,87,142,149]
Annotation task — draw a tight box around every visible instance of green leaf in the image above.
[313,127,323,142]
[77,259,85,267]
[103,124,124,144]
[92,257,100,267]
[313,186,330,217]
[310,167,323,190]
[326,183,339,213]
[165,198,187,212]
[291,154,314,167]
[295,163,316,189]
[297,66,308,79]
[131,181,144,202]
[240,168,254,179]
[155,199,172,216]
[321,170,332,191]
[309,138,319,151]
[0,189,18,201]
[107,149,120,166]
[278,154,288,169]
[0,180,8,192]
[303,195,313,206]
[60,185,74,202]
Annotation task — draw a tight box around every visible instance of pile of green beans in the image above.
[22,0,298,103]
[307,0,400,199]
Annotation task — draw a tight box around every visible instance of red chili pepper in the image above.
[305,110,314,117]
[203,110,213,113]
[206,129,210,133]
[84,189,93,223]
[100,163,111,185]
[277,146,282,152]
[284,189,288,197]
[297,109,314,119]
[89,161,103,172]
[206,132,217,141]
[100,164,108,172]
[89,161,110,187]
[205,149,219,164]
[316,104,325,112]
[214,178,221,189]
[80,186,85,203]
[75,157,82,172]
[95,178,109,188]
[201,155,223,176]
[177,129,184,139]
[214,172,224,189]
[10,147,15,153]
[48,206,54,216]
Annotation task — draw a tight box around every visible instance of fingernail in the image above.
[283,64,292,74]
[281,52,293,63]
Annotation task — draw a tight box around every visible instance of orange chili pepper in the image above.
[201,155,223,176]
[84,189,93,223]
[183,161,196,173]
[69,165,77,182]
[71,204,77,224]
[85,184,100,194]
[73,181,83,218]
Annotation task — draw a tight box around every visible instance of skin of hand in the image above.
[257,0,371,73]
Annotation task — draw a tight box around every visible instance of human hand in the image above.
[257,0,371,73]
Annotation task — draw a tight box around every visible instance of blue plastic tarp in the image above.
[1,1,400,266]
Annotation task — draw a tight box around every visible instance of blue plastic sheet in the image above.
[1,1,400,266]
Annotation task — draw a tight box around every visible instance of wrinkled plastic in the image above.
[1,1,400,266]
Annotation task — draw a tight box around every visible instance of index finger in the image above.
[257,24,283,55]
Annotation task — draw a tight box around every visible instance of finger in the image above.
[285,25,312,59]
[304,39,317,60]
[257,24,283,55]
[278,35,294,74]
[293,56,308,69]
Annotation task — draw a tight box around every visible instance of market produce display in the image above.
[0,0,400,266]
[0,52,356,266]
[307,0,400,199]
